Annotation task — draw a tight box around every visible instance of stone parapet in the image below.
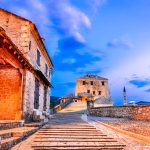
[89,105,150,121]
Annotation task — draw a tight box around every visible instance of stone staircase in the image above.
[30,103,126,150]
[31,123,126,149]
[0,122,43,149]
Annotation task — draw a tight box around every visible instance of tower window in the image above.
[87,90,90,93]
[83,81,86,85]
[91,81,93,85]
[37,49,40,66]
[102,81,105,86]
[93,91,95,95]
[45,64,48,76]
[29,41,31,51]
[98,91,101,95]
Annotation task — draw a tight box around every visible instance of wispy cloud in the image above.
[62,58,76,64]
[145,89,150,92]
[87,0,107,13]
[49,0,91,43]
[129,78,150,88]
[0,0,91,55]
[107,37,133,49]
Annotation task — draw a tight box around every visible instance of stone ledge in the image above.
[99,122,150,144]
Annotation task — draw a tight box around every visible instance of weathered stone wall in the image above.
[0,68,22,120]
[24,71,50,119]
[0,9,52,121]
[0,9,51,76]
[76,78,109,97]
[89,105,150,121]
[0,9,30,53]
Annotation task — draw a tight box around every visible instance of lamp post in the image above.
[123,86,127,106]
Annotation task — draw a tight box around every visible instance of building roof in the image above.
[77,74,108,80]
[0,8,53,67]
[0,26,53,88]
[0,26,34,71]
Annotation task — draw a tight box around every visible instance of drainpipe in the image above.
[20,69,26,121]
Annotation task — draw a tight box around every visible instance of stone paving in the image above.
[12,102,150,150]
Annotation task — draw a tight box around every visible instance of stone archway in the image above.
[0,56,22,120]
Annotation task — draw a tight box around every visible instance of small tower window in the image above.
[102,81,105,86]
[83,81,86,85]
[91,81,93,85]
[93,91,95,95]
[45,64,48,76]
[87,90,90,93]
[98,91,101,95]
[29,41,31,51]
[37,49,40,66]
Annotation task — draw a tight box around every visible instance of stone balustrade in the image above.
[89,105,150,121]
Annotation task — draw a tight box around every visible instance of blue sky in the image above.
[1,0,150,105]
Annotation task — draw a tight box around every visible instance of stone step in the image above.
[0,126,40,149]
[31,143,126,148]
[44,127,96,129]
[41,129,97,131]
[37,131,102,133]
[0,121,23,130]
[24,122,45,127]
[32,141,124,145]
[35,136,113,139]
[36,132,106,136]
[34,139,117,142]
[35,135,108,138]
[1,136,21,149]
[32,146,124,150]
[0,132,12,140]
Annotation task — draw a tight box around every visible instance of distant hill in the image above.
[136,101,150,105]
[50,96,60,108]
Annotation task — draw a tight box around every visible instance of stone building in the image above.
[0,8,53,122]
[76,74,112,106]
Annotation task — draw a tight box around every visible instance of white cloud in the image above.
[1,0,91,56]
[107,37,133,49]
[62,58,76,64]
[92,0,107,12]
[49,0,91,42]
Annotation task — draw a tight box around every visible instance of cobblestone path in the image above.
[13,102,126,149]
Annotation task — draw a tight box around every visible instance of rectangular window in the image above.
[91,81,93,85]
[93,91,95,95]
[102,81,105,86]
[45,64,48,77]
[98,91,101,95]
[37,49,40,66]
[83,81,86,85]
[43,86,47,111]
[34,79,40,109]
[29,41,31,51]
[87,90,90,93]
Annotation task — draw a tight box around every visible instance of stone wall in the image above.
[89,105,150,121]
[0,68,22,120]
[0,9,52,121]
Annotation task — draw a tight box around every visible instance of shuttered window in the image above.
[34,79,40,109]
[37,49,40,66]
[43,86,47,111]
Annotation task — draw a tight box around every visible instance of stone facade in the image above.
[89,105,150,121]
[0,8,53,122]
[76,74,110,102]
